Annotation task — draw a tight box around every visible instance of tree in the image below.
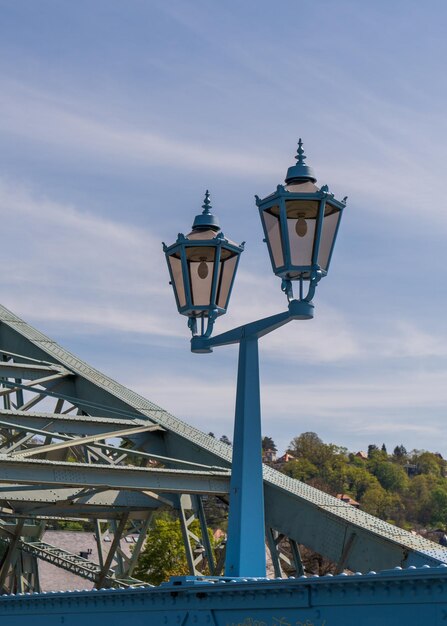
[368,459,408,493]
[430,486,447,525]
[262,436,277,452]
[405,474,436,524]
[367,444,378,458]
[289,432,328,465]
[134,514,211,586]
[220,435,231,445]
[360,485,397,519]
[290,431,322,455]
[381,443,387,454]
[414,451,444,477]
[392,445,407,463]
[208,432,215,438]
[134,515,190,585]
[344,465,380,500]
[283,458,319,482]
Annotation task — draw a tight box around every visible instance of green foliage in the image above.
[414,451,444,477]
[344,465,380,500]
[203,495,228,530]
[262,436,277,452]
[361,485,391,517]
[134,514,213,586]
[393,445,408,462]
[283,458,319,482]
[430,486,447,525]
[280,431,447,529]
[406,474,436,524]
[367,444,378,458]
[53,520,91,531]
[368,459,409,493]
[289,432,327,464]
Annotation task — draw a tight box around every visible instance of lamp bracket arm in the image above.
[211,310,292,347]
[191,300,313,353]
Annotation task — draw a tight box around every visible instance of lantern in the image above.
[256,139,346,300]
[163,191,244,336]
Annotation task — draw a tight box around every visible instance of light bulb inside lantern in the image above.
[198,260,209,279]
[295,216,307,238]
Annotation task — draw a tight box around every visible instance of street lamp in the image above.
[163,140,346,579]
[257,139,346,305]
[163,191,244,339]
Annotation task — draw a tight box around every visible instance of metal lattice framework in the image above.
[0,302,446,593]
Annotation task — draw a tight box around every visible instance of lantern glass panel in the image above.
[318,204,341,271]
[286,215,316,266]
[186,246,216,306]
[261,207,284,269]
[168,254,186,308]
[285,198,319,267]
[217,254,238,309]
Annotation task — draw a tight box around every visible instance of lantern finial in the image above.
[202,190,212,214]
[285,138,317,184]
[192,190,220,231]
[295,138,306,166]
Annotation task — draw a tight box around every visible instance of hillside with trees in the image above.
[279,432,447,530]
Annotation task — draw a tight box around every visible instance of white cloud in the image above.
[0,178,185,337]
[259,374,447,418]
[0,79,276,178]
[376,321,447,359]
[127,363,447,456]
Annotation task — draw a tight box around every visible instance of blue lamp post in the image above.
[163,140,346,579]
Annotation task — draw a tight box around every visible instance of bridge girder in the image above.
[0,302,446,593]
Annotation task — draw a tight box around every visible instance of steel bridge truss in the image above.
[0,303,445,594]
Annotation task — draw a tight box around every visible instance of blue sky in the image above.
[1,0,447,455]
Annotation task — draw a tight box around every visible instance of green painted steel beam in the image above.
[0,409,161,436]
[10,424,163,458]
[0,362,72,379]
[0,484,172,508]
[0,455,230,495]
[0,413,224,470]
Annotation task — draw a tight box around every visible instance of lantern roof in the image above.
[191,190,221,231]
[285,139,317,185]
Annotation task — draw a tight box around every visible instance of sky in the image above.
[1,0,447,456]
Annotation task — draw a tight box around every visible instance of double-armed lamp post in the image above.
[163,140,346,579]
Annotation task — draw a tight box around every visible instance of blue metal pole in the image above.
[225,336,266,578]
[190,300,314,578]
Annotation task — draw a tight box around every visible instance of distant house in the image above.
[213,529,226,542]
[355,451,368,461]
[404,463,418,477]
[336,494,360,508]
[276,452,295,465]
[262,449,277,463]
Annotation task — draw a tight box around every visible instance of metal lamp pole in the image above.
[164,140,346,580]
[191,299,314,577]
